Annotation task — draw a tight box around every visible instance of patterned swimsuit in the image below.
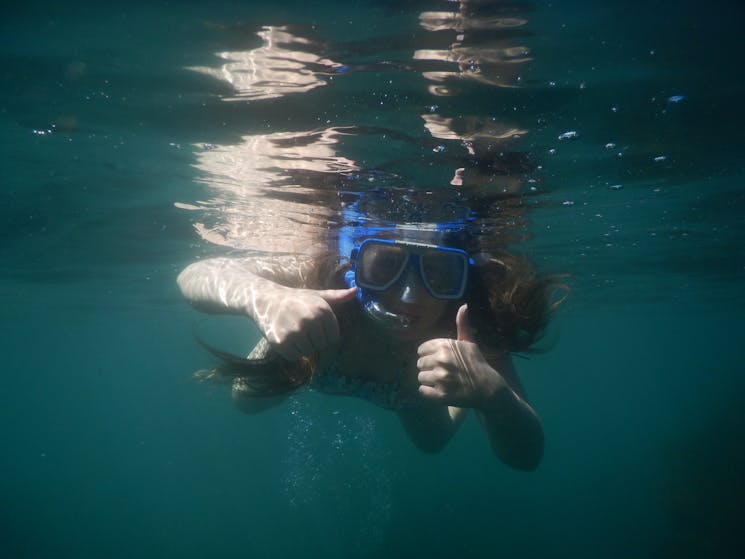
[310,362,423,410]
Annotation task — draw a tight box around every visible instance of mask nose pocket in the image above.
[398,266,426,304]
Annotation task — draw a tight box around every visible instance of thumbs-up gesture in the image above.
[257,285,358,362]
[416,304,506,408]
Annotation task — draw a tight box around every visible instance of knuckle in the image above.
[434,368,450,381]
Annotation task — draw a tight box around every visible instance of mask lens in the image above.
[420,250,467,298]
[357,243,408,290]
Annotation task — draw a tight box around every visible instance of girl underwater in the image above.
[178,214,566,471]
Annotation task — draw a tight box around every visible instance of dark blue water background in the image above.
[2,1,743,558]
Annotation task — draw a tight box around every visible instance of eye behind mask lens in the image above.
[420,251,466,297]
[358,244,408,289]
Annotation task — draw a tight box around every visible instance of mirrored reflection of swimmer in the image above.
[412,0,534,99]
[178,211,566,471]
[187,25,344,101]
[414,0,537,195]
[325,2,539,201]
[178,126,359,254]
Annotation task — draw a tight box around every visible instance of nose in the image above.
[397,265,426,304]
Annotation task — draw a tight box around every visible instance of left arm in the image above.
[473,353,544,471]
[416,305,544,470]
[396,400,469,455]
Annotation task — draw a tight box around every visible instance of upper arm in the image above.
[397,402,466,453]
[245,254,318,288]
[180,254,314,290]
[177,254,319,315]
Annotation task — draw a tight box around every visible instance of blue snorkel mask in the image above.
[337,189,476,329]
[344,238,473,329]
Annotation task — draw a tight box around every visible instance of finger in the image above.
[317,287,358,307]
[264,331,297,362]
[321,310,341,348]
[417,339,444,357]
[418,384,446,401]
[416,355,431,371]
[289,331,314,359]
[456,304,473,342]
[416,354,443,372]
[307,323,327,353]
[418,368,447,386]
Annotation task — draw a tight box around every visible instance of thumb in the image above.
[456,304,474,342]
[317,286,358,307]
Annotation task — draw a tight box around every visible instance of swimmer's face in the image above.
[374,265,452,336]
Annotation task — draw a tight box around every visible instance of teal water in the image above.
[2,1,743,558]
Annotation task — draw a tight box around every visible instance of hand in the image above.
[416,304,508,408]
[256,286,357,362]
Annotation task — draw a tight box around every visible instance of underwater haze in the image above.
[1,1,744,558]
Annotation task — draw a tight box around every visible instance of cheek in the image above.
[374,282,451,322]
[420,299,450,324]
[376,290,401,308]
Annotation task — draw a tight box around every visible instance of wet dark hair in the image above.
[466,251,568,354]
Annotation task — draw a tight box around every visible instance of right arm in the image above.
[177,257,357,361]
[177,256,310,315]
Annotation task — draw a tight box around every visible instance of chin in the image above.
[397,317,440,340]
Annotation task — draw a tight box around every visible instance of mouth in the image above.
[363,301,419,329]
[387,305,424,321]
